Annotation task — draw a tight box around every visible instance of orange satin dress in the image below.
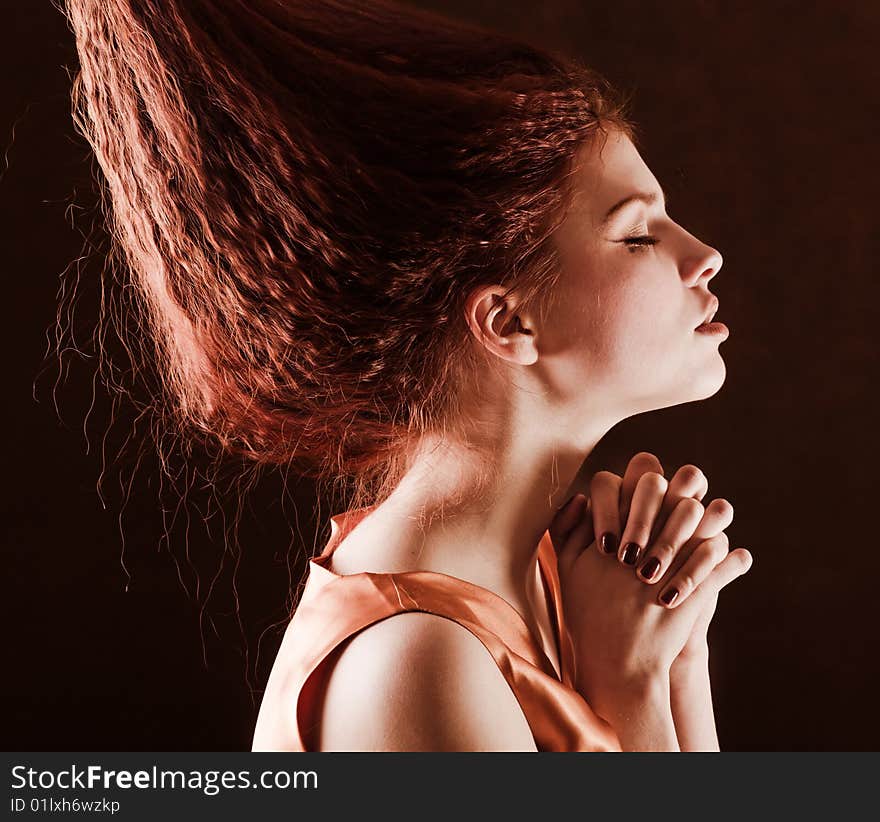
[256,506,622,752]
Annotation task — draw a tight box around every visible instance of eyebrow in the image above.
[601,186,669,226]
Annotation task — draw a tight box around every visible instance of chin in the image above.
[626,354,728,416]
[689,355,727,401]
[654,358,727,411]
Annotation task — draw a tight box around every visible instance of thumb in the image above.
[549,493,587,547]
[552,496,592,577]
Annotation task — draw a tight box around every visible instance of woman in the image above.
[64,0,752,751]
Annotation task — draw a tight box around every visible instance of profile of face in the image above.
[540,127,727,424]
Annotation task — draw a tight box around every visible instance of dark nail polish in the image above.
[660,588,679,606]
[600,532,618,554]
[639,557,660,580]
[622,542,641,565]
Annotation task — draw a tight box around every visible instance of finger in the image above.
[590,471,623,556]
[618,472,668,568]
[549,492,587,547]
[636,497,705,584]
[656,532,730,608]
[555,497,593,576]
[665,498,734,578]
[619,452,665,524]
[699,547,754,596]
[647,463,710,546]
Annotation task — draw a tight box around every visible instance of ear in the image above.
[464,285,538,365]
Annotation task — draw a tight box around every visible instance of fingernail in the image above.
[600,532,618,554]
[660,588,679,606]
[622,542,641,565]
[639,557,660,580]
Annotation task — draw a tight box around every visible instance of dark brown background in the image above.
[4,0,877,751]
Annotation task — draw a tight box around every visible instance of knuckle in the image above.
[632,451,662,468]
[591,471,618,489]
[674,571,695,597]
[679,497,705,516]
[677,464,706,485]
[701,529,726,546]
[638,471,668,493]
[733,548,753,570]
[708,497,734,517]
[693,539,714,557]
[708,536,730,563]
[623,517,653,538]
[693,544,720,573]
[652,541,677,563]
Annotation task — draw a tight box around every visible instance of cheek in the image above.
[572,278,661,354]
[548,249,679,359]
[560,288,685,400]
[611,285,673,351]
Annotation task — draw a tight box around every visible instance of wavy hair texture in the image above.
[61,0,636,552]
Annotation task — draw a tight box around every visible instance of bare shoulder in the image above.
[315,611,538,751]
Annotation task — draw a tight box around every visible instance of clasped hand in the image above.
[548,451,753,704]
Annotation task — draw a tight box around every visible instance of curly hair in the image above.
[62,0,636,520]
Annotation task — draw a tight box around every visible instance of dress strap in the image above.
[287,569,620,752]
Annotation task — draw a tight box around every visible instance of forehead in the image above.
[567,130,659,224]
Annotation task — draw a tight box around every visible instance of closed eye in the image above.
[622,235,658,253]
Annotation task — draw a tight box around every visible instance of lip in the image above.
[694,321,729,337]
[694,295,720,329]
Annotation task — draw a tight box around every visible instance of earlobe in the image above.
[495,310,540,366]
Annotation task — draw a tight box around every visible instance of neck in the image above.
[372,420,611,599]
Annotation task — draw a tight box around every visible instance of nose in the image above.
[688,241,723,287]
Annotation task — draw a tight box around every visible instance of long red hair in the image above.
[63,0,635,518]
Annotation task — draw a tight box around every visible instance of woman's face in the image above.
[547,127,727,420]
